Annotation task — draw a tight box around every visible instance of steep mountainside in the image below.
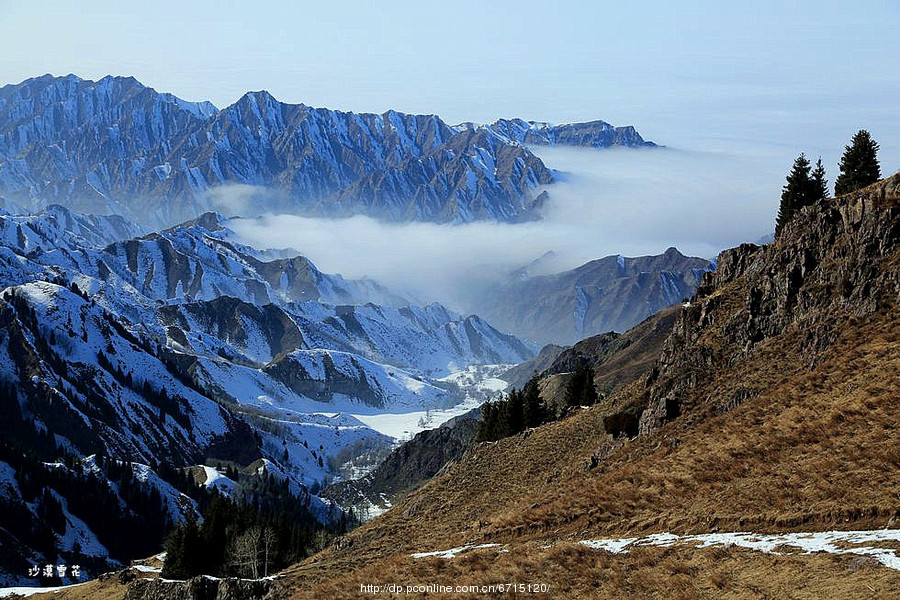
[0,75,653,226]
[318,311,680,522]
[499,343,567,390]
[0,205,535,583]
[473,247,711,345]
[272,175,899,599]
[320,410,481,519]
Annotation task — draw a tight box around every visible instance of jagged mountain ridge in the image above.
[472,246,712,345]
[0,206,536,411]
[486,117,655,149]
[0,203,535,461]
[0,203,145,252]
[0,74,654,226]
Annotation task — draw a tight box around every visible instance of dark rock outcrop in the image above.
[125,575,282,600]
[545,305,680,398]
[321,410,480,516]
[500,343,567,390]
[639,174,900,435]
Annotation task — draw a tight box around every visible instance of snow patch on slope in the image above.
[580,529,900,570]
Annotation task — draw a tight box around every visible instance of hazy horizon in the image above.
[2,2,896,139]
[1,0,898,307]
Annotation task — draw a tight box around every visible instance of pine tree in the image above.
[776,153,813,237]
[565,364,598,409]
[522,377,547,428]
[506,388,524,435]
[834,130,881,195]
[811,157,829,202]
[476,401,501,441]
[161,517,201,579]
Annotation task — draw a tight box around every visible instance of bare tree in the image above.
[229,527,262,578]
[261,527,277,577]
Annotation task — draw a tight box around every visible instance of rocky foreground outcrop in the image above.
[124,574,281,600]
[639,174,899,435]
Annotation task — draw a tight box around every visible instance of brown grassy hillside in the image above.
[278,175,900,598]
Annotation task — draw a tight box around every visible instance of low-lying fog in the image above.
[228,143,782,312]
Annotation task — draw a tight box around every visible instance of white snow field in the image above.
[350,364,510,442]
[579,529,900,570]
[407,529,900,571]
[0,583,91,598]
[411,544,502,559]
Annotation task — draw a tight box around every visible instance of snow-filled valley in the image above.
[350,364,510,442]
[0,204,534,581]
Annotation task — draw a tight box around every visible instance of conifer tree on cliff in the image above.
[811,157,829,202]
[776,153,812,237]
[522,377,547,428]
[834,130,881,195]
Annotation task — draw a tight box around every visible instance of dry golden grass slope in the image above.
[278,176,900,599]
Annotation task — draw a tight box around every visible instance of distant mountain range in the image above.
[471,247,713,345]
[0,75,654,227]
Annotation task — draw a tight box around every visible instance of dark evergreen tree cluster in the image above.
[564,364,599,408]
[161,474,347,580]
[776,154,830,237]
[775,130,881,236]
[0,391,176,580]
[477,377,551,442]
[0,348,216,582]
[477,367,600,443]
[834,130,881,196]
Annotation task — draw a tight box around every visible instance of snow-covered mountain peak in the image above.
[0,75,655,227]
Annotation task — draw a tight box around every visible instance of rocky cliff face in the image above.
[0,75,653,226]
[124,574,280,600]
[639,174,899,435]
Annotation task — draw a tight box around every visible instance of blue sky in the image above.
[1,0,898,294]
[1,1,896,126]
[2,0,896,160]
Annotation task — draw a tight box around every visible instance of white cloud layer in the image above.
[229,144,783,312]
